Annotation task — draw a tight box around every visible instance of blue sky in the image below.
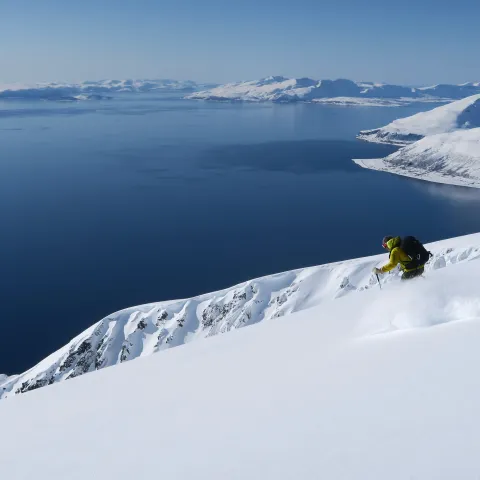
[1,0,479,85]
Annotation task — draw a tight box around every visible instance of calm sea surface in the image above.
[2,94,480,373]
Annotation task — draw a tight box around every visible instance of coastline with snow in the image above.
[3,77,479,106]
[355,95,480,188]
[357,94,480,144]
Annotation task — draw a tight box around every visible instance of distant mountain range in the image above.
[0,79,215,101]
[3,77,480,104]
[187,76,480,104]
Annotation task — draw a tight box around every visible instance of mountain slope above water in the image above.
[2,233,479,399]
[355,128,480,188]
[357,94,480,145]
[1,233,480,479]
[354,95,480,187]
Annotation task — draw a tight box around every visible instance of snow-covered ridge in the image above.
[354,95,480,188]
[0,79,211,101]
[358,94,480,145]
[355,128,480,188]
[2,233,479,399]
[2,234,480,479]
[187,76,480,104]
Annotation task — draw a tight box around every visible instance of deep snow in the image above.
[2,233,480,399]
[1,233,480,479]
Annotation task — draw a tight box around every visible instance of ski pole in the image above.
[375,273,382,290]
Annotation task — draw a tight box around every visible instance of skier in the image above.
[373,235,431,281]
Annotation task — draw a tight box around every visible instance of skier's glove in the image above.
[372,267,382,275]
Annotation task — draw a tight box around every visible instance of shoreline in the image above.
[353,157,480,189]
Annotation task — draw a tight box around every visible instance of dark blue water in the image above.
[2,95,480,374]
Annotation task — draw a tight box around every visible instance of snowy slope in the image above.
[355,128,480,188]
[358,94,480,145]
[187,76,480,104]
[1,234,480,480]
[354,95,480,187]
[2,233,480,399]
[0,79,208,100]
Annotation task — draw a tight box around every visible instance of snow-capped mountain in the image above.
[187,76,480,104]
[354,95,480,187]
[2,233,479,399]
[355,128,480,188]
[0,79,210,101]
[5,77,480,104]
[358,94,480,145]
[2,232,480,480]
[187,76,319,102]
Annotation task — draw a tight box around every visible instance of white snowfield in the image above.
[2,233,480,400]
[355,128,480,188]
[1,233,480,480]
[358,94,480,145]
[0,79,207,100]
[187,75,480,104]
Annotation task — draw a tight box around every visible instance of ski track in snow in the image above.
[2,244,480,479]
[2,233,480,399]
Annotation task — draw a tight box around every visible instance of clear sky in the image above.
[1,0,479,85]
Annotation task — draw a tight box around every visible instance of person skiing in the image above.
[373,235,430,280]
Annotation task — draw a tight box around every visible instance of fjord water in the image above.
[2,94,480,374]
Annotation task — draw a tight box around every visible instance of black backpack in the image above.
[399,236,432,269]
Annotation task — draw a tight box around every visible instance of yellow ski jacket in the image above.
[381,236,419,273]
